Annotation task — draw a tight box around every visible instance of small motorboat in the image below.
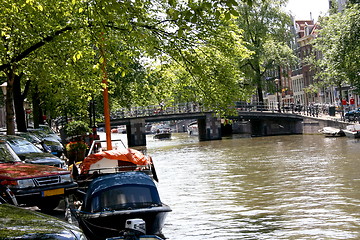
[73,171,171,240]
[319,127,345,137]
[153,129,171,139]
[342,124,360,138]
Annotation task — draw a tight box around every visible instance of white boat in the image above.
[320,127,345,137]
[342,124,360,138]
[187,121,198,136]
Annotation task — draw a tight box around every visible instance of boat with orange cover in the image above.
[72,139,158,191]
[70,140,169,240]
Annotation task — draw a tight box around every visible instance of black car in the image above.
[344,107,360,121]
[16,131,51,152]
[0,202,86,239]
[28,128,64,157]
[0,135,65,168]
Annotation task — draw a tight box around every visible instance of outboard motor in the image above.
[122,218,146,239]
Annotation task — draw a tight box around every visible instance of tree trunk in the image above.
[5,67,16,135]
[32,87,42,128]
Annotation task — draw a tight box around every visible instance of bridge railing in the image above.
[109,102,207,119]
[108,101,337,120]
[235,101,335,115]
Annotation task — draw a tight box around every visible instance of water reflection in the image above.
[103,132,360,239]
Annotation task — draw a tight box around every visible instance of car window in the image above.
[0,144,21,163]
[7,139,42,154]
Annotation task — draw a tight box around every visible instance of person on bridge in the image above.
[350,97,355,110]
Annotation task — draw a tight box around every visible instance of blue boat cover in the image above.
[83,171,161,212]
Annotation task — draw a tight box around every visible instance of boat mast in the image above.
[99,32,112,150]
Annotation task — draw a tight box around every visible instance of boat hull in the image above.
[343,124,360,138]
[77,206,171,240]
[343,130,360,138]
[321,127,345,137]
[153,133,171,139]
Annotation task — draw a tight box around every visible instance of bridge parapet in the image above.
[109,102,206,120]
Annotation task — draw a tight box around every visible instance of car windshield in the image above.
[0,143,21,163]
[28,130,47,139]
[7,139,42,154]
[17,133,41,143]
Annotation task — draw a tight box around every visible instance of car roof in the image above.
[0,203,84,239]
[0,135,25,141]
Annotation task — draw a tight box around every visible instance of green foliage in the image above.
[313,4,360,92]
[65,120,91,137]
[0,0,260,127]
[235,0,296,102]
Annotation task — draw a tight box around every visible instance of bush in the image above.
[65,120,91,138]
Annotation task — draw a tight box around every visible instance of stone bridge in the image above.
[98,104,304,146]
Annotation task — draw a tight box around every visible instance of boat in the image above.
[187,121,198,136]
[319,127,345,137]
[72,69,170,240]
[109,235,164,240]
[153,129,171,139]
[69,139,170,240]
[342,124,360,138]
[72,139,158,188]
[73,171,171,240]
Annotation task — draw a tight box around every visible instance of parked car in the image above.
[16,131,51,152]
[0,135,65,168]
[0,202,86,239]
[0,140,77,210]
[28,128,64,157]
[344,107,360,121]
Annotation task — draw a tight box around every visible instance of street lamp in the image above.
[24,99,31,128]
[274,79,281,113]
[1,82,7,96]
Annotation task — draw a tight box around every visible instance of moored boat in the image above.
[319,127,345,137]
[342,124,360,138]
[72,139,158,190]
[73,171,171,240]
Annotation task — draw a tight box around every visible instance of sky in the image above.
[285,0,330,21]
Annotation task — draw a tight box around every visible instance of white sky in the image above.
[285,0,330,21]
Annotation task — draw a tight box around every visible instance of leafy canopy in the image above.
[313,4,360,92]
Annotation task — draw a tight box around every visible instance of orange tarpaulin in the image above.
[80,148,150,173]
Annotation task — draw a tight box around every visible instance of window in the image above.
[91,185,161,212]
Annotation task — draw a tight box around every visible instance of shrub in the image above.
[65,120,91,137]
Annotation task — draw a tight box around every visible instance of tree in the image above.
[313,4,360,97]
[1,0,255,134]
[234,0,297,105]
[0,0,91,134]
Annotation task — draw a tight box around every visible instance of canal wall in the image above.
[302,116,351,134]
[231,115,352,136]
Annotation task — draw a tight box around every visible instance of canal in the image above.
[104,132,360,240]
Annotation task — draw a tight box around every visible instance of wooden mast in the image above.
[100,32,112,150]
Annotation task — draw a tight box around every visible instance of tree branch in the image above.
[0,26,73,72]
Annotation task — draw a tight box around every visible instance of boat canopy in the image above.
[82,171,161,212]
[80,148,151,174]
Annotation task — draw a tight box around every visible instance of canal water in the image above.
[107,132,360,240]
